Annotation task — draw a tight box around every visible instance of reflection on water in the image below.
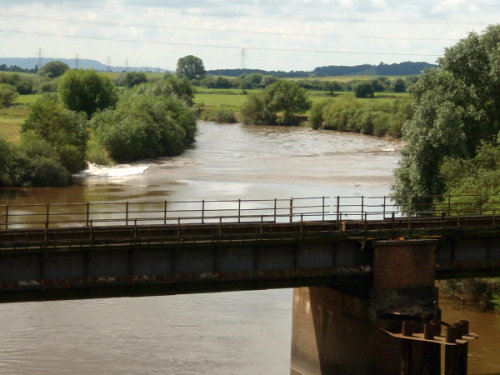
[441,300,500,375]
[0,290,293,375]
[2,121,497,374]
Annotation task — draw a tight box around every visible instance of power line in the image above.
[0,13,467,46]
[0,13,493,41]
[0,29,443,58]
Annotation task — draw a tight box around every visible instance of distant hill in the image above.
[209,61,437,78]
[0,57,168,73]
[313,62,437,76]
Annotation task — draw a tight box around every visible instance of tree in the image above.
[392,78,406,93]
[22,94,88,173]
[264,80,311,124]
[353,82,375,98]
[393,25,500,210]
[91,91,196,163]
[135,74,194,106]
[39,61,70,78]
[58,69,118,118]
[0,136,11,184]
[240,80,311,125]
[123,71,148,88]
[176,55,206,80]
[0,83,18,107]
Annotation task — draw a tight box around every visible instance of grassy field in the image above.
[195,88,409,112]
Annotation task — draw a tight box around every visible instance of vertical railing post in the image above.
[448,195,451,216]
[201,200,205,224]
[274,198,277,222]
[125,201,129,226]
[164,201,168,225]
[336,196,340,221]
[86,202,90,227]
[322,196,325,221]
[361,196,364,220]
[45,203,50,229]
[289,198,294,223]
[238,199,241,223]
[383,196,386,219]
[4,204,8,229]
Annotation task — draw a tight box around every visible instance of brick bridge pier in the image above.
[292,239,476,375]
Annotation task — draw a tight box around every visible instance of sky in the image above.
[0,0,498,71]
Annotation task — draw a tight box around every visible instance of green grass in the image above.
[15,94,42,104]
[194,93,249,109]
[0,95,39,143]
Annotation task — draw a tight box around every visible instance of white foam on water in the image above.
[77,162,150,178]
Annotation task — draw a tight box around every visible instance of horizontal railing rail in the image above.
[0,194,499,230]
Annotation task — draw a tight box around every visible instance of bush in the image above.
[240,80,311,125]
[39,61,70,78]
[353,82,375,98]
[0,135,72,187]
[85,132,113,166]
[91,92,196,163]
[58,69,118,118]
[440,278,500,311]
[199,108,237,123]
[311,96,410,138]
[0,73,35,94]
[0,83,18,107]
[309,101,328,130]
[38,79,58,93]
[23,94,88,173]
[136,75,194,106]
[116,71,148,88]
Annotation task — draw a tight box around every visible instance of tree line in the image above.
[0,69,196,186]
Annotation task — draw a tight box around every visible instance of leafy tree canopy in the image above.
[392,24,500,210]
[91,91,196,163]
[240,80,311,125]
[39,61,70,78]
[353,82,375,98]
[22,94,88,173]
[58,69,118,118]
[176,55,206,80]
[135,74,194,106]
[0,83,18,107]
[119,71,148,88]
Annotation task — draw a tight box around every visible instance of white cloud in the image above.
[0,0,497,71]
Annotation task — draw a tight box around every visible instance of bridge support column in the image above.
[291,239,441,375]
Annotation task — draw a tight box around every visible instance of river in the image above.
[0,121,498,374]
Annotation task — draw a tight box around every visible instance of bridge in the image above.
[1,195,499,374]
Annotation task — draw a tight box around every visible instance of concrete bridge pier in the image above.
[291,239,441,375]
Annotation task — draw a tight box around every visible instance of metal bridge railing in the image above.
[0,194,499,230]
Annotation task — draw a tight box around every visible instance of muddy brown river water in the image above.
[0,121,498,374]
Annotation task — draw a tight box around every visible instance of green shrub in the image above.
[200,108,237,123]
[353,82,375,98]
[0,83,18,107]
[136,75,194,106]
[23,94,88,173]
[85,132,113,166]
[58,69,118,118]
[91,92,196,163]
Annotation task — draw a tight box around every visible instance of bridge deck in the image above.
[0,213,499,303]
